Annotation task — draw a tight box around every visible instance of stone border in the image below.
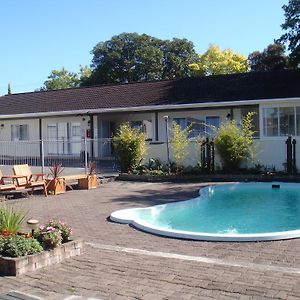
[0,239,84,276]
[117,173,300,183]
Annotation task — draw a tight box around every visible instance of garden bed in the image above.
[117,173,300,183]
[0,239,83,276]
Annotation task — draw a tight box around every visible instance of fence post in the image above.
[84,137,88,174]
[41,139,45,173]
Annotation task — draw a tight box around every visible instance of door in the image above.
[98,119,115,158]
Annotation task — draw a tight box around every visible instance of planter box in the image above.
[0,239,84,276]
[46,178,66,195]
[78,175,98,189]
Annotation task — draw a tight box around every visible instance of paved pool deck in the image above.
[1,181,300,299]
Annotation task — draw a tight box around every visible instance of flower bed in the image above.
[0,239,83,276]
[0,211,83,276]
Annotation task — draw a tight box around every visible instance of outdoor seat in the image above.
[0,169,22,191]
[13,164,47,197]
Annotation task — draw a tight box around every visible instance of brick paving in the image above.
[1,181,300,299]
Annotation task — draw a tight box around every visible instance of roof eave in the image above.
[0,97,299,120]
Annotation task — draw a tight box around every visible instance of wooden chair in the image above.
[0,169,17,192]
[13,164,47,197]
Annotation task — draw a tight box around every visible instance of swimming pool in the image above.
[110,182,300,241]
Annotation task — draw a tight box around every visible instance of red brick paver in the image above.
[1,181,300,299]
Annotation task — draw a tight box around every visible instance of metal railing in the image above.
[0,138,116,173]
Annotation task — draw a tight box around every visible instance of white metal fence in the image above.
[0,138,116,173]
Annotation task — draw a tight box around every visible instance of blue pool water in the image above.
[110,183,300,241]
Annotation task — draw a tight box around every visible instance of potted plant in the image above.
[46,163,66,195]
[78,161,98,189]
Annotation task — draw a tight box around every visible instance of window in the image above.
[205,116,220,136]
[263,106,300,137]
[47,122,82,155]
[263,108,278,137]
[11,124,29,141]
[173,117,214,138]
[131,121,143,130]
[296,107,300,136]
[71,123,81,137]
[280,107,295,136]
[173,118,186,130]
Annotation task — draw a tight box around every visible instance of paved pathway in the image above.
[1,181,300,299]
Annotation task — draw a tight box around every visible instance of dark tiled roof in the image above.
[0,70,300,116]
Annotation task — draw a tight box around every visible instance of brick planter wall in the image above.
[0,239,84,276]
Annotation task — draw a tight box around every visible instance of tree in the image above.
[248,43,290,72]
[41,67,80,90]
[83,32,198,85]
[276,0,300,68]
[189,45,249,76]
[7,83,11,95]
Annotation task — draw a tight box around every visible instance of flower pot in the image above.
[46,178,66,195]
[78,175,98,189]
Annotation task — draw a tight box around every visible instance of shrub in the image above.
[34,226,62,250]
[112,122,147,173]
[170,122,191,173]
[43,220,72,243]
[214,112,255,171]
[0,206,26,235]
[0,236,43,257]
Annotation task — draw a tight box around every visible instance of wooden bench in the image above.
[58,175,88,190]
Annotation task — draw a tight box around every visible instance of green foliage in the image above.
[34,226,62,250]
[0,206,26,235]
[170,122,191,173]
[214,112,255,171]
[41,67,80,90]
[248,44,290,72]
[276,0,300,68]
[189,45,249,76]
[83,32,198,85]
[0,236,43,257]
[113,122,147,173]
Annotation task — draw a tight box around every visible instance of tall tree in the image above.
[276,0,300,68]
[248,43,290,72]
[83,32,198,86]
[41,67,80,90]
[189,45,249,76]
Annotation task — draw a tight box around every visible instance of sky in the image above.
[0,0,287,96]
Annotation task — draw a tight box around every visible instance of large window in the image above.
[263,106,298,137]
[47,122,81,155]
[11,124,29,141]
[173,117,217,138]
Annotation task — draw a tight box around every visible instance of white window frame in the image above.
[260,103,298,139]
[11,124,29,141]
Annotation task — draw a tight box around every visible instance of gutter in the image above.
[0,97,299,120]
